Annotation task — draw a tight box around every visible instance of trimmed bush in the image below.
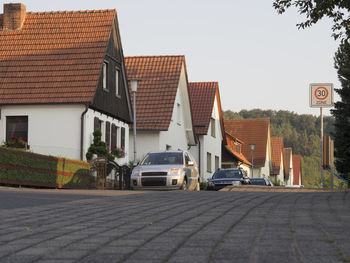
[0,147,91,188]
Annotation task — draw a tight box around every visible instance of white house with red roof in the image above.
[125,55,196,162]
[270,137,285,185]
[284,147,294,186]
[0,3,133,162]
[188,82,224,180]
[292,155,303,186]
[224,119,272,178]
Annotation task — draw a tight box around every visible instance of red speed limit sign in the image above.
[310,83,334,107]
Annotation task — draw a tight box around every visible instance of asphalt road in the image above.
[0,187,349,263]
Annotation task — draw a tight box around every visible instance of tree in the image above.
[273,0,350,41]
[86,129,114,161]
[331,40,350,182]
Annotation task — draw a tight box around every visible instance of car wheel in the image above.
[195,180,200,191]
[181,177,188,191]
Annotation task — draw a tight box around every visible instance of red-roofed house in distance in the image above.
[221,132,251,171]
[125,56,196,161]
[224,119,272,179]
[292,155,303,186]
[0,3,133,162]
[270,137,285,186]
[284,148,294,186]
[188,82,224,180]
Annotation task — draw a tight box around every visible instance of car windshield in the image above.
[140,152,184,165]
[213,169,241,179]
[251,179,266,185]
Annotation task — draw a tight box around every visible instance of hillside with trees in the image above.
[223,109,345,188]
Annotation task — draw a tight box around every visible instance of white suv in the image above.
[131,151,200,191]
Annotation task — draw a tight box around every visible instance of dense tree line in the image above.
[223,109,346,188]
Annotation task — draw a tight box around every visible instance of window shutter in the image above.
[121,127,125,150]
[106,122,111,148]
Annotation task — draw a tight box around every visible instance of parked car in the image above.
[250,178,273,186]
[130,151,200,191]
[207,168,250,191]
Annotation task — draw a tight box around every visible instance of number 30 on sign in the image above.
[309,83,334,108]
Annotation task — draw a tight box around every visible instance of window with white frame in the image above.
[177,103,181,125]
[207,152,212,172]
[115,67,120,96]
[103,62,108,91]
[211,118,216,137]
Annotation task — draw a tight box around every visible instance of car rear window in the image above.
[141,152,184,165]
[213,169,241,179]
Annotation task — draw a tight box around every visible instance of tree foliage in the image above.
[223,109,339,187]
[331,40,350,181]
[273,0,350,41]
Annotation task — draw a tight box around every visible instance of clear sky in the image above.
[1,0,340,116]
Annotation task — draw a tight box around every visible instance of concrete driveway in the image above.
[0,187,349,263]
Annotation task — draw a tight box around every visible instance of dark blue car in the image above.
[207,168,250,191]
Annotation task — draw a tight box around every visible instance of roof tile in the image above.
[0,9,116,104]
[125,55,185,130]
[271,137,284,175]
[224,119,270,167]
[188,82,217,135]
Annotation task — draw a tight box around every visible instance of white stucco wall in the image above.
[0,105,129,163]
[129,131,160,163]
[83,109,129,165]
[0,105,84,159]
[277,153,285,185]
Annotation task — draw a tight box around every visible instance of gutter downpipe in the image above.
[198,139,201,176]
[80,105,89,160]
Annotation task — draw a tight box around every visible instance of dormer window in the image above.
[103,62,108,91]
[115,67,120,97]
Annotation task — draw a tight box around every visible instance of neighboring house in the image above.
[224,119,272,178]
[188,82,224,180]
[292,155,303,186]
[125,55,196,161]
[0,3,133,162]
[284,148,294,186]
[221,132,251,172]
[270,137,285,186]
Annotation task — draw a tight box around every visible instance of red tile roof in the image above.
[293,155,302,185]
[271,137,284,175]
[124,55,186,130]
[224,133,251,166]
[189,82,217,135]
[224,119,270,167]
[0,9,115,104]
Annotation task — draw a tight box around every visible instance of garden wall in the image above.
[0,147,91,188]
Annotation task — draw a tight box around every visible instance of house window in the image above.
[94,117,102,131]
[6,116,28,142]
[211,118,215,137]
[215,156,220,171]
[115,68,120,97]
[103,62,108,91]
[105,122,111,149]
[121,127,125,150]
[111,124,117,151]
[177,103,181,125]
[207,152,212,172]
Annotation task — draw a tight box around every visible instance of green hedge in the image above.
[0,147,91,188]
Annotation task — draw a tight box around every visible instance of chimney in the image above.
[3,3,26,30]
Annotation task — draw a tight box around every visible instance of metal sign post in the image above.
[309,83,334,188]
